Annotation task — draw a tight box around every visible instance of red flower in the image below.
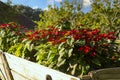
[99,34,107,38]
[41,32,47,38]
[78,47,84,51]
[54,31,59,35]
[13,26,18,28]
[34,30,40,34]
[48,37,55,42]
[78,46,91,54]
[108,32,115,35]
[20,26,25,28]
[34,36,40,40]
[107,32,116,39]
[90,52,97,57]
[83,46,91,53]
[73,35,79,40]
[94,33,108,41]
[0,24,9,28]
[94,35,102,41]
[65,31,71,36]
[92,29,100,35]
[86,31,92,36]
[26,34,31,37]
[32,32,40,40]
[108,36,116,39]
[60,38,66,43]
[70,29,79,34]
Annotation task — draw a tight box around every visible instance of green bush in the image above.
[5,25,119,77]
[0,22,24,51]
[0,0,120,78]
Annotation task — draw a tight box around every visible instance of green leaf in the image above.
[57,59,66,67]
[22,38,29,43]
[114,40,120,44]
[59,47,65,57]
[36,49,46,61]
[0,37,2,46]
[14,44,23,57]
[8,44,17,53]
[68,48,73,57]
[75,40,85,46]
[58,42,64,50]
[24,40,33,51]
[92,59,101,66]
[67,37,74,46]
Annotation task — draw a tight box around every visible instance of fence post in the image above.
[0,51,14,80]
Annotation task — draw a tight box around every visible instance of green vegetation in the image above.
[12,5,43,21]
[0,0,120,78]
[0,2,17,23]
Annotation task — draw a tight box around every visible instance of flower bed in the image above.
[0,22,120,78]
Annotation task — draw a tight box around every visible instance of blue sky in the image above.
[1,0,91,12]
[2,0,48,9]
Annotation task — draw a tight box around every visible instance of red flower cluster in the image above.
[74,29,116,57]
[0,23,24,29]
[45,27,67,44]
[25,27,116,46]
[25,27,116,57]
[25,26,67,44]
[0,24,10,28]
[78,45,91,53]
[70,29,115,42]
[78,45,97,57]
[25,30,40,40]
[94,32,115,41]
[69,29,100,41]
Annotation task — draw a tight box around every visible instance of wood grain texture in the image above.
[4,52,80,80]
[0,51,13,80]
[11,70,30,80]
[89,67,120,80]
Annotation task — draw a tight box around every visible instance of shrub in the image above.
[1,22,119,77]
[0,22,24,51]
[21,26,119,77]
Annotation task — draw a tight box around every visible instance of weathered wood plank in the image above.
[0,57,2,64]
[102,79,120,80]
[4,52,80,80]
[0,52,13,80]
[89,67,120,80]
[98,74,120,79]
[92,68,120,74]
[81,75,91,80]
[0,65,6,80]
[11,70,30,80]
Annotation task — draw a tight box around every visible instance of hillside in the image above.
[0,1,36,29]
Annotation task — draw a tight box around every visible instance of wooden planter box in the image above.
[0,51,80,80]
[1,51,120,80]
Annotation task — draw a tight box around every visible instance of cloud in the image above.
[32,6,39,9]
[83,0,92,8]
[55,0,62,2]
[47,0,62,3]
[44,7,49,11]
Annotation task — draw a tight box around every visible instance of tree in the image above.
[36,0,120,32]
[0,1,17,23]
[6,0,12,5]
[36,0,83,29]
[81,0,120,31]
[12,5,43,21]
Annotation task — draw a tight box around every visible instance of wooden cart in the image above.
[0,51,80,80]
[1,51,120,80]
